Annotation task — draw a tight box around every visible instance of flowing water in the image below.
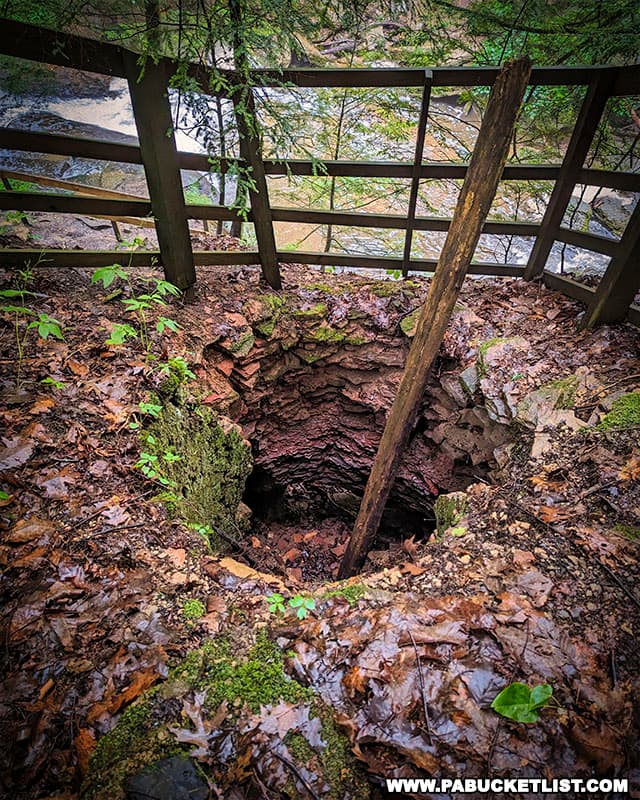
[0,71,633,278]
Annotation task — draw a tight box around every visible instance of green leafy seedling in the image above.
[289,595,316,619]
[106,323,138,346]
[491,682,553,723]
[91,264,128,288]
[41,376,65,389]
[266,593,286,615]
[28,313,63,340]
[138,401,163,418]
[156,316,180,334]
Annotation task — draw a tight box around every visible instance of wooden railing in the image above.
[0,19,639,326]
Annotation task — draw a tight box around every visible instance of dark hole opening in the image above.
[243,464,436,579]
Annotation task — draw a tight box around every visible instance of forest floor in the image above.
[1,248,639,800]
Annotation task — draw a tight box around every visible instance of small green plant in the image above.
[266,593,316,619]
[136,400,163,418]
[266,592,286,614]
[0,490,10,502]
[0,286,63,388]
[289,595,316,619]
[182,598,206,621]
[92,265,181,358]
[491,682,553,723]
[41,376,65,389]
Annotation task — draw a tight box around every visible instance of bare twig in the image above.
[269,749,321,800]
[408,629,432,744]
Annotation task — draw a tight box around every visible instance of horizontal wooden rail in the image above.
[543,271,640,326]
[0,189,541,237]
[0,190,153,217]
[269,206,540,236]
[555,226,619,257]
[4,129,639,193]
[1,21,626,91]
[0,246,523,276]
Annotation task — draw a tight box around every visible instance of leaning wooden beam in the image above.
[338,57,532,578]
[124,52,196,289]
[581,200,640,327]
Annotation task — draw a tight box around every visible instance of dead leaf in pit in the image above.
[29,396,55,414]
[259,701,310,738]
[67,358,89,377]
[460,667,505,708]
[170,693,224,759]
[87,668,160,723]
[217,557,288,590]
[101,504,130,526]
[402,535,419,560]
[165,547,186,568]
[0,436,34,471]
[619,455,640,483]
[401,561,425,576]
[331,542,346,557]
[343,665,369,697]
[5,516,53,544]
[283,548,301,564]
[536,505,572,524]
[513,549,536,569]
[516,570,553,608]
[74,728,96,775]
[568,720,624,772]
[42,468,78,499]
[400,621,468,646]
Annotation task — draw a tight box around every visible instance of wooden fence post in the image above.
[338,57,532,578]
[402,70,433,277]
[580,200,640,327]
[123,52,196,290]
[523,70,615,281]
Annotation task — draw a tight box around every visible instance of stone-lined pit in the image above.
[194,275,514,568]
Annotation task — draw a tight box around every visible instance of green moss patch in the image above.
[143,401,252,535]
[598,392,640,430]
[170,632,313,713]
[83,701,183,800]
[614,523,640,542]
[322,583,367,606]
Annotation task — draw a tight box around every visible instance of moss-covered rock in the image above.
[598,392,640,430]
[433,491,469,538]
[143,401,252,536]
[170,631,313,712]
[85,631,369,800]
[82,701,183,800]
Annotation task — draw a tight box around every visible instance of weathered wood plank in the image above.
[0,168,148,200]
[523,71,617,279]
[581,200,640,326]
[555,226,620,257]
[403,71,433,276]
[0,190,152,217]
[339,57,532,577]
[0,248,261,268]
[0,18,127,76]
[228,0,280,289]
[277,250,525,276]
[124,51,195,289]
